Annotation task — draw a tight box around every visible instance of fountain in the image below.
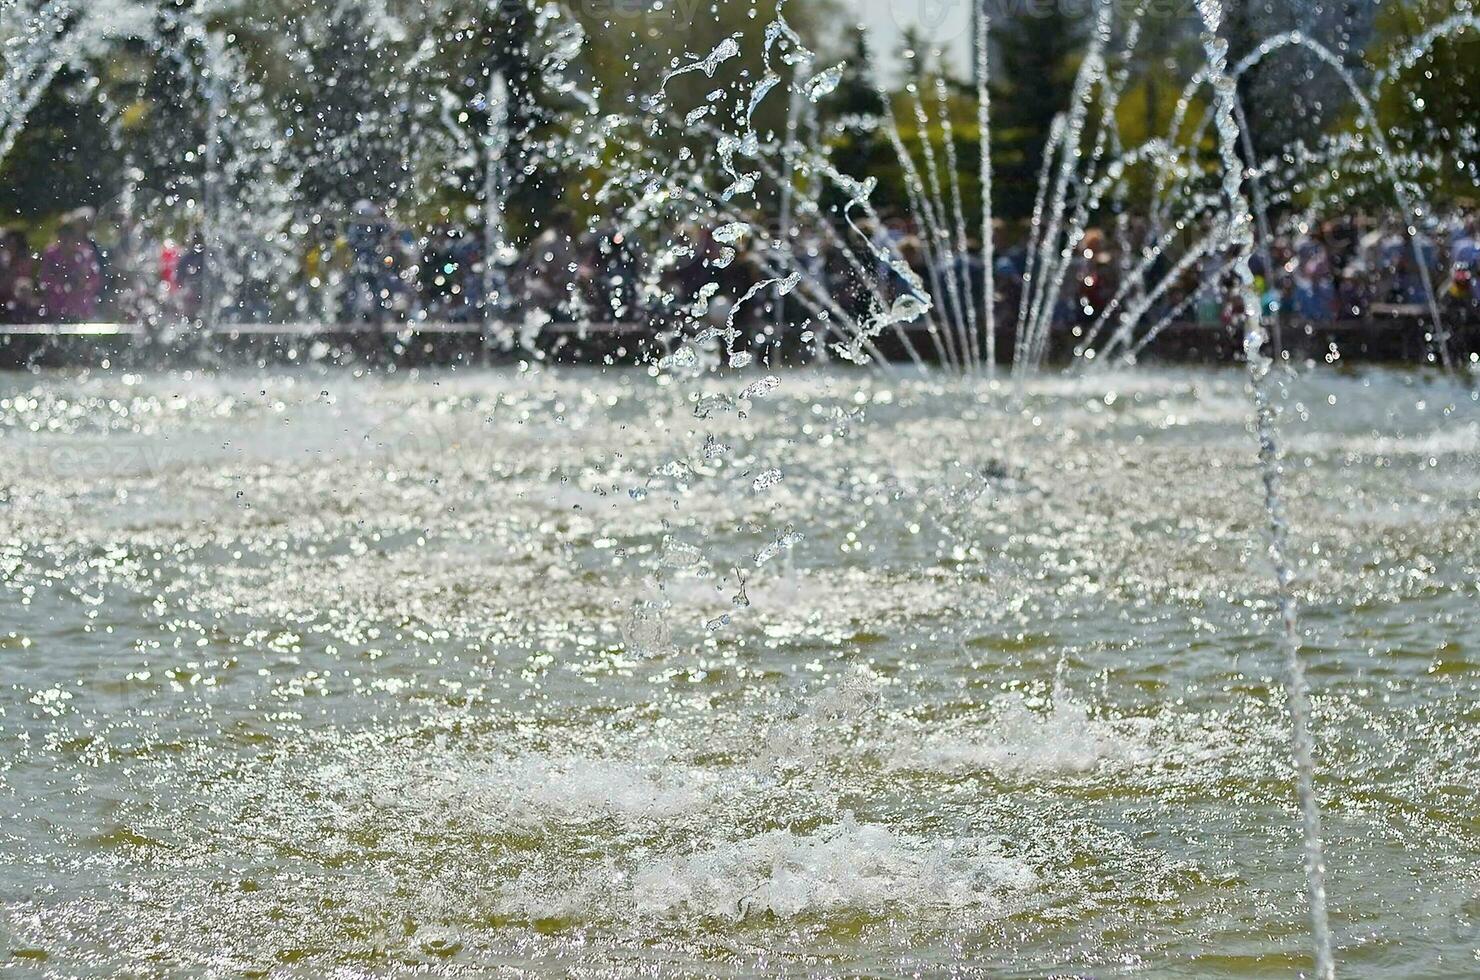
[1194,4,1333,972]
[0,1,154,165]
[480,69,511,363]
[1,0,1478,976]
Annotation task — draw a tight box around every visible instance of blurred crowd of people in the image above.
[0,209,210,326]
[871,210,1480,334]
[1200,213,1479,326]
[0,201,647,329]
[4,203,1476,333]
[0,210,107,324]
[297,202,646,326]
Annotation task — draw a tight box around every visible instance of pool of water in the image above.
[1,363,1477,977]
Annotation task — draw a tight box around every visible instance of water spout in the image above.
[1194,2,1337,976]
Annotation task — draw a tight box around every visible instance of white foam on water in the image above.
[495,815,1037,925]
[743,569,828,611]
[897,691,1158,778]
[1290,421,1480,460]
[751,670,886,775]
[652,566,963,633]
[632,817,1036,920]
[328,751,718,830]
[1004,370,1239,402]
[490,754,717,824]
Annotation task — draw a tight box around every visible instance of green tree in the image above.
[0,66,118,223]
[288,3,409,212]
[398,0,561,237]
[819,28,901,216]
[112,2,208,233]
[990,4,1085,220]
[1369,0,1479,202]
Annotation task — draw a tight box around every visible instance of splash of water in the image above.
[1194,2,1336,976]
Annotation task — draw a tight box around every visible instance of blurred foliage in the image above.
[0,0,842,239]
[0,0,1477,247]
[1369,0,1480,203]
[989,6,1084,221]
[818,9,1210,233]
[0,66,118,220]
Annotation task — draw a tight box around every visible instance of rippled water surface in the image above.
[2,364,1478,977]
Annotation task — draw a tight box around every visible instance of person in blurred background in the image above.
[522,210,579,321]
[345,200,390,323]
[0,229,37,323]
[37,210,103,323]
[1445,216,1479,318]
[175,231,208,321]
[419,223,463,322]
[1291,233,1336,322]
